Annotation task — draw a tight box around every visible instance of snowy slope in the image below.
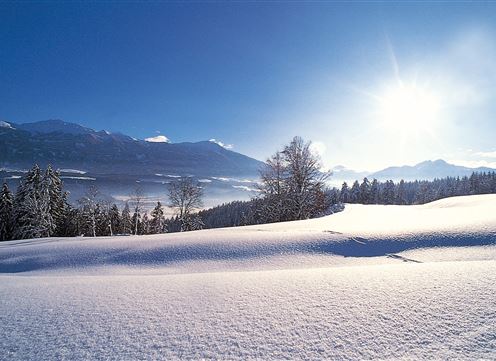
[1,195,495,359]
[1,194,495,274]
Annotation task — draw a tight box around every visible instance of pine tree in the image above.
[121,202,132,234]
[350,180,360,203]
[0,183,14,241]
[395,179,407,205]
[108,204,121,236]
[181,214,204,232]
[17,182,53,239]
[150,201,166,234]
[13,164,54,239]
[43,165,69,236]
[95,203,110,236]
[370,179,379,204]
[359,177,371,204]
[139,213,150,235]
[62,206,80,237]
[13,165,42,238]
[340,182,350,203]
[383,180,395,205]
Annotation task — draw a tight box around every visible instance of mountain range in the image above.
[1,119,495,206]
[331,159,496,184]
[369,159,496,181]
[0,119,263,177]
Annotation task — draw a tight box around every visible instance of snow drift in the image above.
[1,194,495,274]
[1,195,495,360]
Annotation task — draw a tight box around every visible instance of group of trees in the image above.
[255,136,330,223]
[3,137,496,241]
[167,177,205,232]
[71,187,168,238]
[0,165,205,241]
[199,200,255,229]
[330,172,496,206]
[0,137,328,241]
[197,136,333,229]
[190,171,496,231]
[0,165,69,241]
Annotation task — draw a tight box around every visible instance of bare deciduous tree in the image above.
[168,178,204,231]
[257,136,330,222]
[257,151,289,222]
[283,136,330,219]
[78,185,100,237]
[129,186,145,236]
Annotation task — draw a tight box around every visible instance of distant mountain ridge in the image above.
[331,165,369,182]
[370,159,496,181]
[15,119,96,135]
[0,119,263,177]
[331,159,496,184]
[2,119,494,181]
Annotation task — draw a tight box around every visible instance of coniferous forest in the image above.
[197,171,496,230]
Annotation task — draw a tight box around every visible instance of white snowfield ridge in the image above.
[1,194,495,360]
[0,194,495,273]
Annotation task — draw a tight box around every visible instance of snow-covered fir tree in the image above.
[350,180,360,203]
[150,201,166,234]
[13,164,55,239]
[382,180,396,205]
[108,204,121,236]
[95,203,110,236]
[139,213,151,235]
[181,213,204,232]
[121,202,132,234]
[0,182,14,241]
[370,179,380,204]
[340,182,350,203]
[44,165,69,236]
[395,179,407,205]
[359,177,371,204]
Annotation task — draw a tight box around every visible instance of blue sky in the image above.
[2,2,496,171]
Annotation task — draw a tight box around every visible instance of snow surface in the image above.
[1,194,495,360]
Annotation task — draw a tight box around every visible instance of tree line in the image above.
[329,172,496,206]
[200,136,334,229]
[195,172,496,230]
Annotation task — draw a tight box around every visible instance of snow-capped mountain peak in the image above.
[0,120,14,129]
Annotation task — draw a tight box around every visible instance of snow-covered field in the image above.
[1,195,495,359]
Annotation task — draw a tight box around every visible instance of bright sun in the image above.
[378,82,441,134]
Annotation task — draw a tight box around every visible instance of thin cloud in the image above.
[449,159,496,169]
[475,150,496,158]
[145,135,170,143]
